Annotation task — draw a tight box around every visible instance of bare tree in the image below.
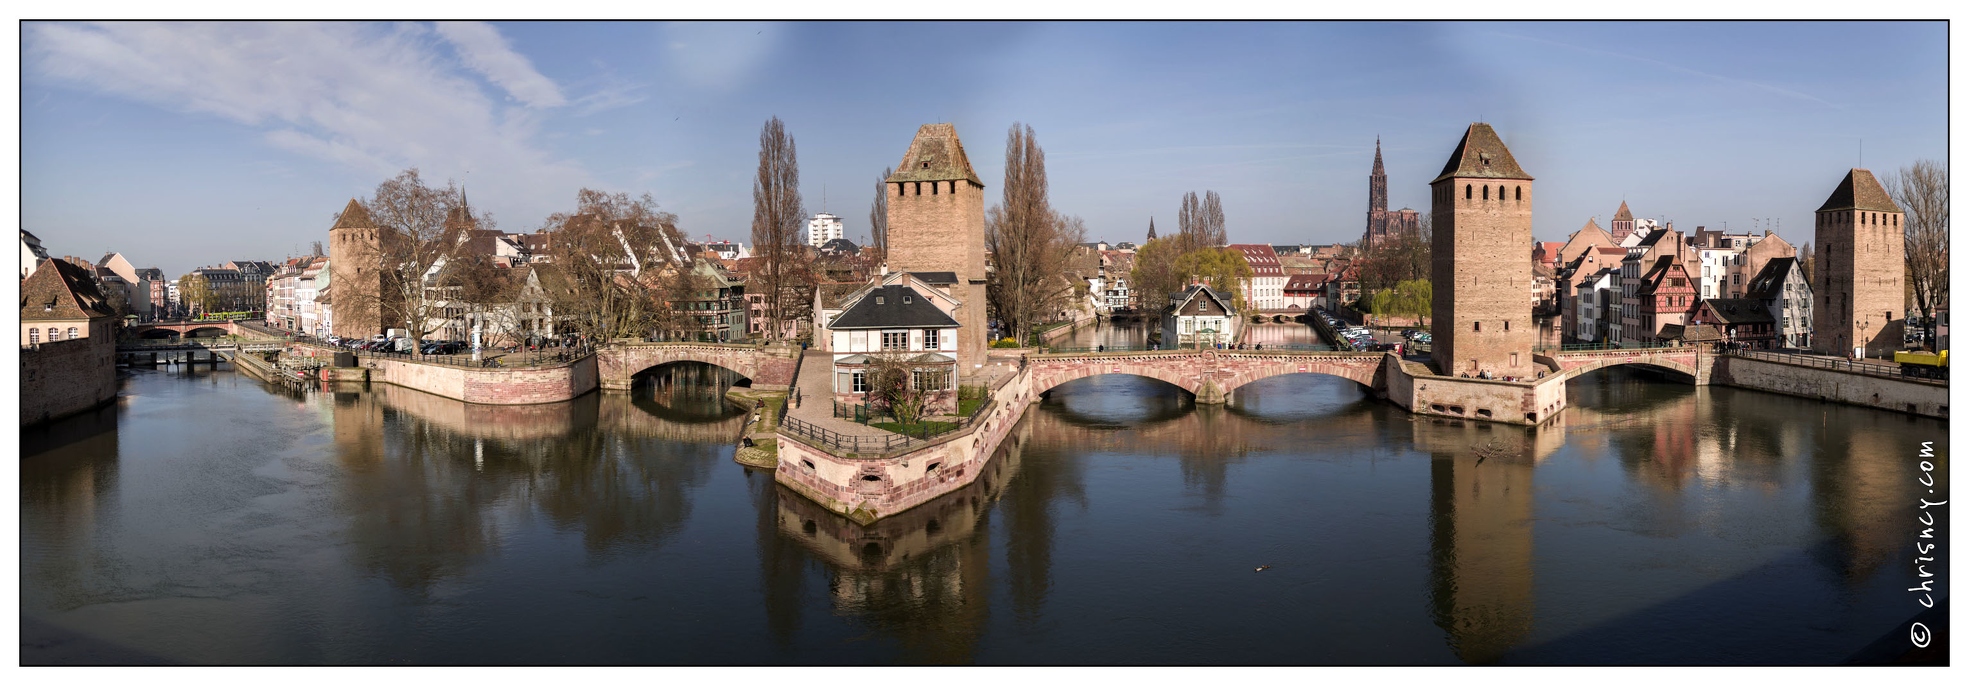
[1886,160,1948,346]
[346,169,493,356]
[868,165,892,262]
[1200,190,1227,248]
[985,123,1086,346]
[751,116,806,341]
[310,241,325,258]
[541,189,687,344]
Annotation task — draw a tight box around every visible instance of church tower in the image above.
[883,123,989,377]
[1811,168,1905,357]
[1429,123,1536,378]
[328,198,389,340]
[1365,138,1391,248]
[1609,200,1635,243]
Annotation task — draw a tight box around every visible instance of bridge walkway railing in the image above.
[1726,349,1946,386]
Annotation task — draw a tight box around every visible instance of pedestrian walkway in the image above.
[786,350,894,438]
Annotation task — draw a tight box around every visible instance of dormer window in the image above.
[876,296,885,305]
[903,295,912,304]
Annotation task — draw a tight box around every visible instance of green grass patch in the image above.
[957,396,985,417]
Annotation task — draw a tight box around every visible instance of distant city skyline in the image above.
[22,20,1946,276]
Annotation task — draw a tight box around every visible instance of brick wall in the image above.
[1431,177,1537,378]
[885,176,989,382]
[1813,206,1906,357]
[20,336,117,426]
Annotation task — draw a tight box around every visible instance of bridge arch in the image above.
[595,343,798,392]
[184,326,231,338]
[1029,365,1200,397]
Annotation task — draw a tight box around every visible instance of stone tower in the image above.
[883,123,989,377]
[1429,123,1537,378]
[1609,200,1635,243]
[328,198,389,340]
[1811,168,1905,357]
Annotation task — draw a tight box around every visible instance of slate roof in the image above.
[885,123,983,186]
[911,271,959,285]
[21,258,117,322]
[1661,323,1725,342]
[332,199,374,229]
[1432,122,1532,183]
[1169,283,1236,312]
[1633,256,1686,296]
[1816,168,1902,213]
[818,237,860,254]
[829,284,959,330]
[1700,298,1775,325]
[1744,257,1802,301]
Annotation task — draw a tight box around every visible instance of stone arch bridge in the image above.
[1536,347,1710,384]
[128,320,243,338]
[1027,349,1390,403]
[595,341,802,392]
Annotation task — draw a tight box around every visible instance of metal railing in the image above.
[789,396,995,454]
[1727,349,1946,385]
[1535,340,1684,353]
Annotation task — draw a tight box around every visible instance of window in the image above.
[68,327,79,339]
[913,369,949,391]
[903,295,912,304]
[882,331,907,350]
[1483,185,1490,200]
[1466,184,1472,200]
[875,296,885,305]
[924,328,939,350]
[1515,186,1522,201]
[28,328,38,344]
[1474,321,1482,332]
[852,371,866,393]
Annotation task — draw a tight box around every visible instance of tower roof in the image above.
[1371,137,1385,176]
[1613,201,1633,222]
[885,123,983,186]
[1815,168,1902,213]
[1431,123,1531,183]
[332,198,374,229]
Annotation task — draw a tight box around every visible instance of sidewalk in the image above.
[785,350,895,438]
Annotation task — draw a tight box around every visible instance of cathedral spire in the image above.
[1147,216,1157,241]
[1368,137,1388,213]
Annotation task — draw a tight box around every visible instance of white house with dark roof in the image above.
[819,271,964,410]
[1163,283,1239,349]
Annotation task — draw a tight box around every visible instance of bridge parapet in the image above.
[595,341,800,391]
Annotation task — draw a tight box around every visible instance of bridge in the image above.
[595,341,802,392]
[1027,349,1388,403]
[127,319,244,338]
[1536,346,1709,384]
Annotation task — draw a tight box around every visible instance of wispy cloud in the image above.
[1490,31,1840,110]
[25,21,589,213]
[433,21,567,108]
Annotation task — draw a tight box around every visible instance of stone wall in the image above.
[1431,173,1537,379]
[1381,354,1565,426]
[20,336,117,426]
[776,361,1036,523]
[596,342,799,391]
[1715,355,1948,419]
[290,344,597,405]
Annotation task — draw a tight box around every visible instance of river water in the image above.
[18,345,1949,665]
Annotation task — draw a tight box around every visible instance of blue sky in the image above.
[21,21,1946,276]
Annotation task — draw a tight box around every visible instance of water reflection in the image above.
[769,422,1032,663]
[16,359,1950,665]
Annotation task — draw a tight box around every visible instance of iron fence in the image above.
[1728,349,1946,385]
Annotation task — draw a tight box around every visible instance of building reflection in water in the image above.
[325,362,747,592]
[1412,418,1543,664]
[767,420,1033,663]
[21,401,124,607]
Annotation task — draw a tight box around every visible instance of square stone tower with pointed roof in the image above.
[884,123,989,377]
[328,198,390,339]
[1430,123,1537,378]
[1811,168,1905,357]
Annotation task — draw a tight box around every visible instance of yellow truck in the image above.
[1894,349,1948,379]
